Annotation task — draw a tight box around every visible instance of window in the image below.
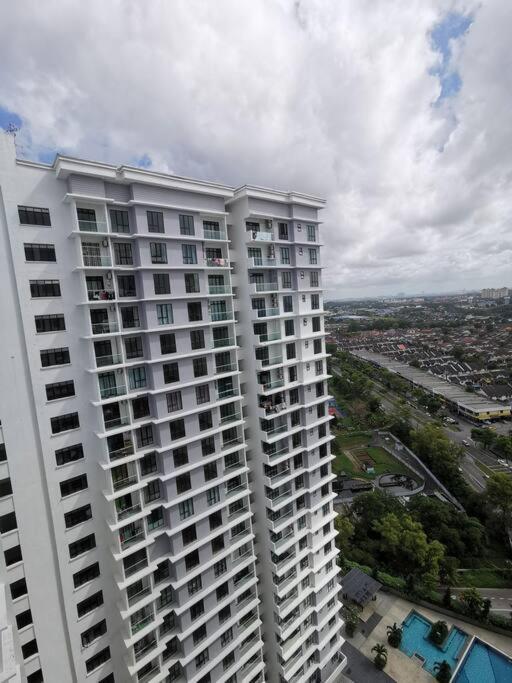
[64,504,92,528]
[0,511,17,534]
[110,209,130,233]
[307,224,316,241]
[198,411,212,431]
[314,338,322,354]
[170,419,185,441]
[218,604,230,622]
[185,273,200,293]
[77,591,103,618]
[125,336,143,359]
[167,391,183,413]
[312,316,321,332]
[207,486,220,506]
[211,535,224,553]
[45,380,75,401]
[190,599,204,620]
[195,649,209,669]
[190,329,205,350]
[22,639,38,660]
[69,533,95,558]
[16,609,32,630]
[289,366,297,383]
[284,319,295,336]
[157,303,173,325]
[147,210,164,233]
[51,412,79,434]
[193,624,207,645]
[173,446,188,467]
[121,306,139,328]
[280,247,290,264]
[310,271,319,287]
[201,436,215,456]
[137,424,154,447]
[114,242,133,265]
[281,271,292,288]
[41,347,70,368]
[309,248,318,264]
[182,524,197,546]
[185,550,200,570]
[221,628,233,646]
[203,462,217,481]
[223,652,235,672]
[118,274,136,297]
[34,313,65,333]
[55,444,84,467]
[179,214,195,235]
[144,480,160,503]
[181,243,197,265]
[81,619,107,648]
[286,343,296,360]
[283,295,293,312]
[85,646,110,673]
[163,362,179,383]
[24,243,56,262]
[160,333,176,354]
[150,242,167,263]
[73,562,100,588]
[195,384,210,405]
[193,357,208,377]
[153,273,170,295]
[216,582,228,601]
[278,222,289,240]
[10,578,27,600]
[176,473,191,494]
[188,575,202,596]
[311,293,320,309]
[187,302,202,322]
[30,279,61,297]
[131,395,150,420]
[179,498,194,520]
[209,511,222,530]
[128,366,147,390]
[18,205,51,225]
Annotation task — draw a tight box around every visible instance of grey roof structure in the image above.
[341,568,382,607]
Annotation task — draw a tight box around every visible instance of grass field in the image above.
[456,568,512,589]
[332,431,416,480]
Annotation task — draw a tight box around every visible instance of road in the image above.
[451,587,512,613]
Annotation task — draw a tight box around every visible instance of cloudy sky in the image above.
[0,0,510,299]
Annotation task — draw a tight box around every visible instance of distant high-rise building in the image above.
[480,287,509,300]
[0,133,345,683]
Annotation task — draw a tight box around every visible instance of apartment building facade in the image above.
[0,133,345,683]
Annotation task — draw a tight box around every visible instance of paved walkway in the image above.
[340,641,396,683]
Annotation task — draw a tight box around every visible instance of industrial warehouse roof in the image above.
[352,349,510,415]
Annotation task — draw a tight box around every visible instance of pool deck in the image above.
[347,592,512,683]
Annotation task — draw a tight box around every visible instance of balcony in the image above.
[205,257,230,267]
[225,483,246,498]
[109,441,134,461]
[96,353,123,368]
[134,638,157,662]
[257,355,283,369]
[78,219,108,233]
[258,331,281,342]
[204,228,227,240]
[131,612,154,636]
[120,526,145,550]
[248,230,273,242]
[83,254,112,267]
[215,362,237,374]
[92,321,119,335]
[255,307,280,318]
[117,503,142,522]
[128,584,151,607]
[212,336,235,349]
[220,411,241,425]
[265,446,290,461]
[100,384,127,400]
[263,422,288,437]
[222,437,243,451]
[260,400,288,416]
[253,281,279,293]
[252,257,277,267]
[104,414,131,431]
[210,310,232,322]
[113,473,138,491]
[261,378,285,391]
[88,288,115,302]
[124,558,148,579]
[209,284,231,295]
[217,387,238,400]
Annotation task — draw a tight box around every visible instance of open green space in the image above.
[457,568,512,589]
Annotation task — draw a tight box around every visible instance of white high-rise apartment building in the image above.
[0,133,345,683]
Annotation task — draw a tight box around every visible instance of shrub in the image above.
[429,621,449,645]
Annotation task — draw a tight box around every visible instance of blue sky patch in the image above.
[431,12,473,101]
[0,106,22,131]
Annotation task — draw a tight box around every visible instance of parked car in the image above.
[462,439,470,447]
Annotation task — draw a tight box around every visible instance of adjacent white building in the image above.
[0,133,345,683]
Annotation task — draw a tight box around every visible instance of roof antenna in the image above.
[5,123,18,140]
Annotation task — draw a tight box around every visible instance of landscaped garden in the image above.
[332,431,417,481]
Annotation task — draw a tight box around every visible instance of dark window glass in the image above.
[147,210,164,233]
[5,545,22,566]
[55,443,84,466]
[179,214,195,235]
[193,357,208,377]
[81,620,107,648]
[45,380,75,401]
[69,533,96,559]
[185,550,199,570]
[0,511,17,534]
[22,639,38,659]
[182,244,197,264]
[163,362,179,383]
[284,319,294,336]
[201,436,215,456]
[18,205,51,226]
[190,330,205,350]
[51,412,79,434]
[110,209,130,233]
[198,411,212,431]
[204,462,217,481]
[85,646,110,673]
[311,293,320,309]
[10,578,27,600]
[187,302,202,321]
[150,242,167,263]
[132,395,150,419]
[30,279,61,297]
[176,473,191,494]
[170,419,186,440]
[140,451,157,475]
[118,274,136,297]
[0,478,13,497]
[35,314,65,333]
[114,242,133,265]
[184,273,200,293]
[64,504,92,529]
[24,243,56,262]
[73,562,100,588]
[283,295,293,312]
[137,425,153,447]
[16,609,32,630]
[195,384,210,405]
[173,446,188,467]
[77,591,103,618]
[40,347,70,367]
[160,333,176,354]
[125,336,143,359]
[182,524,197,546]
[153,273,170,295]
[312,317,321,332]
[60,474,88,497]
[286,343,296,360]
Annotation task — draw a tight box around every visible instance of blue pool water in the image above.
[400,611,467,674]
[454,639,512,683]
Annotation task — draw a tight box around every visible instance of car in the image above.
[462,439,470,447]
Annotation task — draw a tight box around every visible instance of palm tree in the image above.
[433,660,452,683]
[372,643,388,670]
[429,620,448,645]
[386,622,403,648]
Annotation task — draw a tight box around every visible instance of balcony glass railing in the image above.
[113,473,138,491]
[117,503,142,522]
[213,337,235,348]
[225,483,246,498]
[253,257,276,267]
[259,355,283,367]
[100,384,127,399]
[83,255,112,267]
[262,379,285,391]
[222,437,243,450]
[204,229,227,240]
[209,284,231,295]
[131,612,154,635]
[109,443,134,461]
[96,353,123,367]
[120,528,145,549]
[205,257,229,267]
[256,307,279,318]
[217,388,237,399]
[88,289,115,301]
[220,411,241,425]
[210,311,231,322]
[250,231,273,242]
[104,415,131,430]
[78,219,108,233]
[264,423,288,436]
[263,402,288,415]
[124,558,148,578]
[215,362,237,374]
[267,446,290,460]
[128,584,151,606]
[255,281,279,292]
[92,321,119,335]
[134,639,157,662]
[259,331,281,342]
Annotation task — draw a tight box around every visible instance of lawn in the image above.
[333,431,417,480]
[456,568,512,589]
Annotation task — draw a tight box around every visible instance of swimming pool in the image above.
[400,611,467,675]
[453,639,512,683]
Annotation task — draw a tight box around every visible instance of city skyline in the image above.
[1,1,511,299]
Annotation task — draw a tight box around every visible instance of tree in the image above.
[486,473,512,528]
[334,515,354,554]
[429,620,448,645]
[372,643,388,670]
[471,427,495,450]
[459,588,484,618]
[386,622,403,648]
[434,660,452,683]
[342,605,359,638]
[442,587,452,609]
[482,598,492,620]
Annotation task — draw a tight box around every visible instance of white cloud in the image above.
[0,0,510,297]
